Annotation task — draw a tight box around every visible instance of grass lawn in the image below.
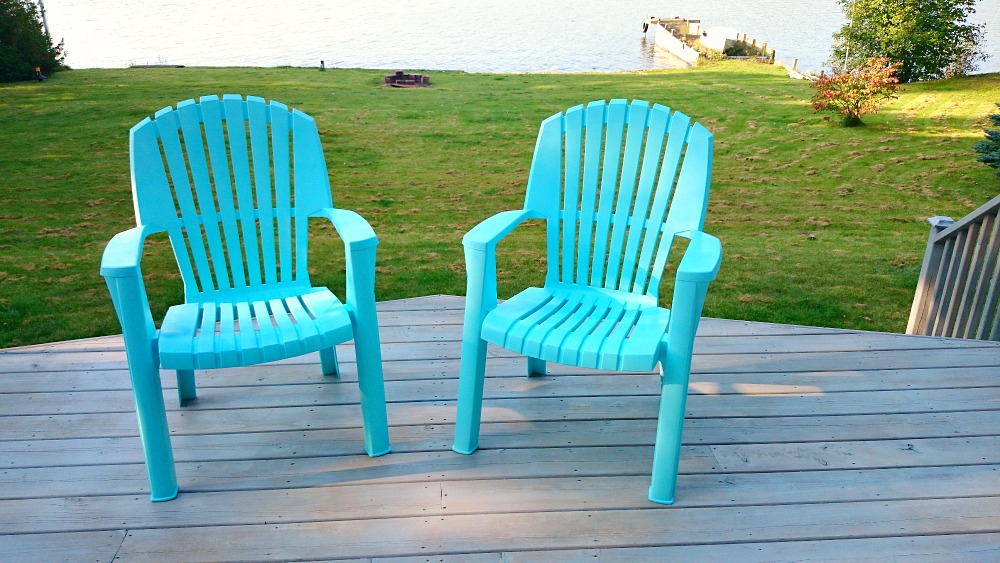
[1,61,998,347]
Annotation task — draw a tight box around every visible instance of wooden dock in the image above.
[2,295,999,561]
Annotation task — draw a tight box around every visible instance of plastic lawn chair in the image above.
[101,95,391,501]
[453,99,722,504]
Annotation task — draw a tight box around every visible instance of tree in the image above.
[0,0,64,83]
[973,104,1000,178]
[830,0,984,83]
[811,57,901,126]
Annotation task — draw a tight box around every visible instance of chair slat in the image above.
[590,100,628,286]
[235,301,261,365]
[215,302,239,367]
[576,102,606,285]
[618,104,671,292]
[151,109,216,295]
[561,105,585,283]
[196,302,218,367]
[284,295,323,350]
[596,304,642,370]
[605,101,650,289]
[576,301,628,368]
[521,291,587,359]
[252,300,283,362]
[223,95,263,288]
[198,96,247,291]
[176,100,232,293]
[542,293,599,360]
[633,112,690,294]
[247,97,279,286]
[270,101,294,284]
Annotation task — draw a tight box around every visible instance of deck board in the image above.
[1,295,998,561]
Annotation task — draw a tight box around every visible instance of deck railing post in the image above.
[906,216,955,335]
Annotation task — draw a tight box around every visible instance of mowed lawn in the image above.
[1,62,997,347]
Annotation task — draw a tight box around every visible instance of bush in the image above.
[810,57,901,126]
[0,0,64,83]
[973,104,1000,178]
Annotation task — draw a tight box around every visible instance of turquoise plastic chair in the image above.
[101,95,391,501]
[453,99,722,504]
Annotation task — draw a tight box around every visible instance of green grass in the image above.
[1,62,998,347]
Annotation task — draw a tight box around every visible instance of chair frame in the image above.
[101,95,390,501]
[452,99,722,504]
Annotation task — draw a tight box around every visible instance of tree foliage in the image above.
[811,57,901,126]
[973,104,1000,178]
[0,0,64,83]
[830,0,984,83]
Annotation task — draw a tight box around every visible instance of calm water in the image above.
[44,0,1000,74]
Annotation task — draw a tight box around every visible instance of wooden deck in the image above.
[2,295,999,561]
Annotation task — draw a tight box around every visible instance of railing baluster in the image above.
[909,194,1000,341]
[964,213,999,338]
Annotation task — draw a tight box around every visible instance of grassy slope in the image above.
[0,62,997,347]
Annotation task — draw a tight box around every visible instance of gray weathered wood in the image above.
[1,296,999,560]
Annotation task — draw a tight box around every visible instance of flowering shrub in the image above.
[810,57,902,126]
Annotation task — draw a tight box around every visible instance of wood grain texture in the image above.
[1,296,998,561]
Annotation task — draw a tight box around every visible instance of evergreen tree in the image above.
[830,0,984,82]
[973,105,1000,178]
[0,0,64,82]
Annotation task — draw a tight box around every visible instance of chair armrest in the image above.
[316,208,379,251]
[463,209,542,251]
[676,231,722,283]
[100,227,150,279]
[100,226,157,343]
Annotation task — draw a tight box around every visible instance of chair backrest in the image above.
[129,94,332,302]
[524,99,713,301]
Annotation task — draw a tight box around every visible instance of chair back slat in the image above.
[575,103,606,284]
[270,100,295,284]
[174,99,234,293]
[246,98,278,285]
[633,111,691,294]
[617,104,671,292]
[560,104,585,283]
[605,101,651,289]
[198,96,249,291]
[129,95,333,301]
[590,100,629,287]
[222,95,263,288]
[525,99,712,300]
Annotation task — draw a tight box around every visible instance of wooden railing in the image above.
[906,193,1000,340]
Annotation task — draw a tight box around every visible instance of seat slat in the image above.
[521,291,587,359]
[235,301,261,365]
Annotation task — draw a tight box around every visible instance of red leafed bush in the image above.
[811,57,902,126]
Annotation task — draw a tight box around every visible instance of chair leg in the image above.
[128,345,179,502]
[648,365,690,505]
[526,356,546,377]
[176,370,196,404]
[320,347,340,377]
[453,325,488,454]
[352,312,391,457]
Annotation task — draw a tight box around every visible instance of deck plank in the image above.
[1,295,999,560]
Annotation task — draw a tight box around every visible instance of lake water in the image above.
[43,0,1000,74]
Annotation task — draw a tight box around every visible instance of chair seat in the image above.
[159,287,354,370]
[481,286,671,372]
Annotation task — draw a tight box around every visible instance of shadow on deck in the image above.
[1,295,999,561]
